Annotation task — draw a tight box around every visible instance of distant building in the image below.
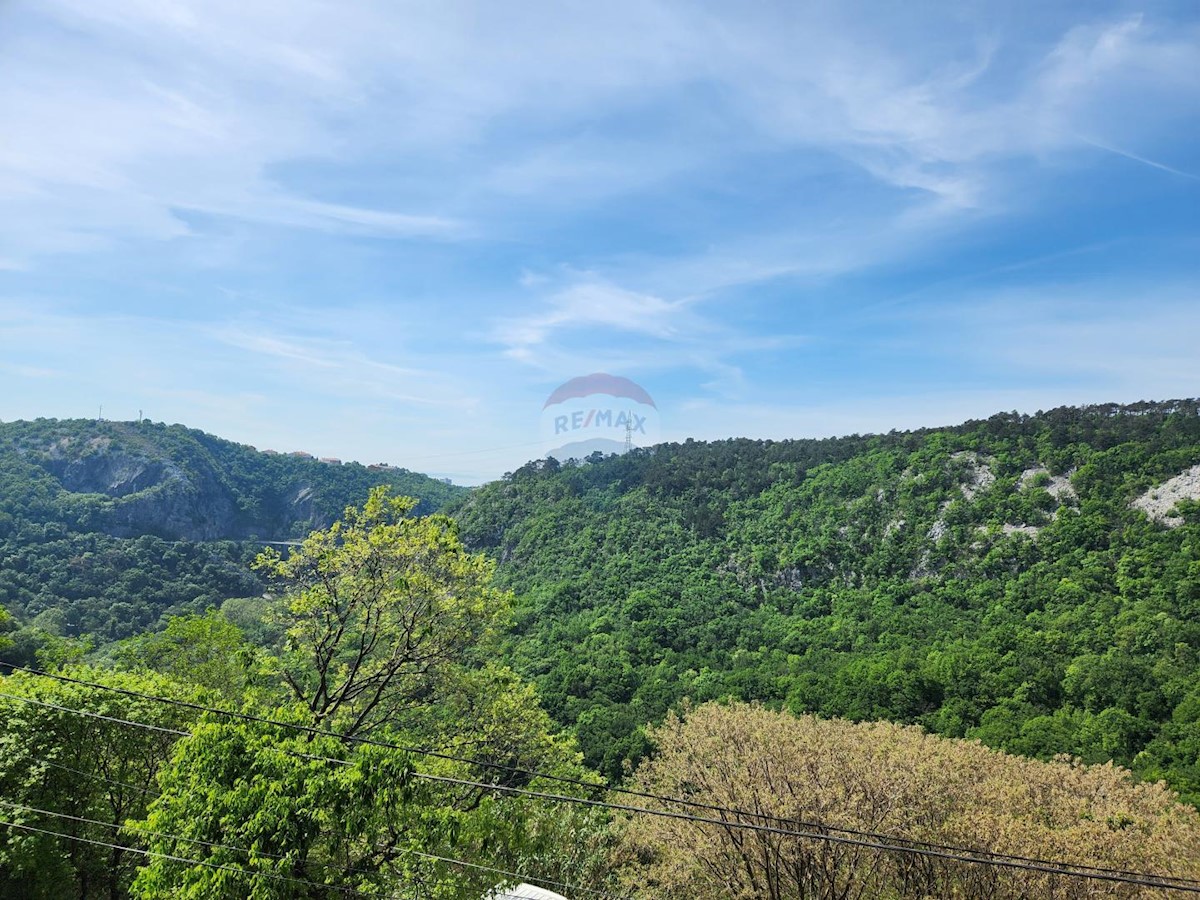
[262,449,279,456]
[291,451,315,460]
[367,462,393,471]
[319,457,342,465]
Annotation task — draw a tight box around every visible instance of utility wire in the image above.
[412,772,1200,895]
[6,663,1199,888]
[20,756,160,797]
[1,687,1197,895]
[0,798,385,890]
[0,816,383,898]
[3,665,602,788]
[0,799,620,900]
[0,690,190,736]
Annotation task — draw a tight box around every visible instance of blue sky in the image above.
[1,1,1197,483]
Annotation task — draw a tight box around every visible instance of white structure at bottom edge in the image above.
[486,883,570,900]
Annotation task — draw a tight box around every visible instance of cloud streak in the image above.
[3,3,1195,267]
[1,3,1197,481]
[494,278,693,359]
[1077,137,1200,182]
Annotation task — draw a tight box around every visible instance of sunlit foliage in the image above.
[618,702,1200,899]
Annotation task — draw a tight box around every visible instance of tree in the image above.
[254,487,508,737]
[0,604,11,652]
[617,702,1200,899]
[131,719,423,900]
[0,667,201,900]
[129,490,611,899]
[131,688,612,900]
[112,608,258,701]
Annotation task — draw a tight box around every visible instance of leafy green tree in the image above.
[0,667,201,900]
[112,609,259,701]
[129,489,610,898]
[131,718,424,899]
[253,487,509,737]
[0,605,12,654]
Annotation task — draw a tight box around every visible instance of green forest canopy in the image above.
[0,417,464,642]
[3,402,1200,804]
[5,483,1200,898]
[449,400,1200,801]
[0,490,606,899]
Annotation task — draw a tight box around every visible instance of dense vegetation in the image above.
[619,702,1200,898]
[0,418,464,643]
[450,400,1200,803]
[5,402,1200,896]
[0,490,608,899]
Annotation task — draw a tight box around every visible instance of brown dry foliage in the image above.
[615,702,1200,899]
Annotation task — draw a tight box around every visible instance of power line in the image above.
[22,757,160,797]
[6,665,606,790]
[0,799,621,900]
[0,800,386,898]
[2,686,1198,894]
[411,773,1200,894]
[0,689,190,736]
[7,663,1198,888]
[0,817,383,898]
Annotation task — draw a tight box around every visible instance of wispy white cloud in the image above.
[491,270,810,405]
[494,277,693,361]
[0,301,480,422]
[3,2,1194,268]
[1,3,1197,482]
[725,13,1197,207]
[0,0,459,261]
[209,323,479,409]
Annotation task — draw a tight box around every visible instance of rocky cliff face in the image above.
[16,426,350,542]
[99,466,244,542]
[39,441,253,540]
[1132,464,1200,527]
[49,442,182,498]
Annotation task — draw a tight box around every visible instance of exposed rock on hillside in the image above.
[976,466,1078,540]
[1,418,466,543]
[951,451,995,500]
[1133,464,1200,527]
[1018,465,1077,503]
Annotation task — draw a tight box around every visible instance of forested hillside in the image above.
[0,418,464,643]
[450,400,1200,802]
[0,490,612,899]
[7,489,1197,898]
[5,406,1200,897]
[5,404,1200,805]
